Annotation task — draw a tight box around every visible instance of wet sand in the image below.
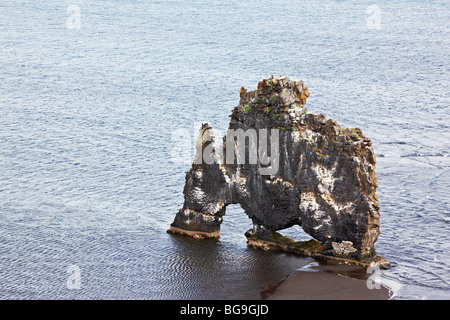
[263,262,391,300]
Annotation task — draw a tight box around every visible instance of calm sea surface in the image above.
[1,0,449,299]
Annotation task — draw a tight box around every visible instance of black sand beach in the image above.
[263,262,391,300]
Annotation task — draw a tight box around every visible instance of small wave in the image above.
[382,141,407,145]
[401,153,445,158]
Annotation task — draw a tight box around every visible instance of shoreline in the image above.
[261,262,391,300]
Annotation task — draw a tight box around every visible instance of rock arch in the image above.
[168,76,384,264]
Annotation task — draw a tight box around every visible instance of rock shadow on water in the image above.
[165,232,313,300]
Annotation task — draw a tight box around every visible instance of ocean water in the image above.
[0,0,449,299]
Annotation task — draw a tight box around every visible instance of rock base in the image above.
[246,232,390,269]
[167,225,220,239]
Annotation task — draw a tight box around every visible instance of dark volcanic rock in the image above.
[168,76,381,260]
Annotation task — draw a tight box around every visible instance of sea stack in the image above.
[168,76,387,266]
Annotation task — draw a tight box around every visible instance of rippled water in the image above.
[1,0,449,299]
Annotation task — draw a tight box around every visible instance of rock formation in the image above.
[168,76,385,263]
